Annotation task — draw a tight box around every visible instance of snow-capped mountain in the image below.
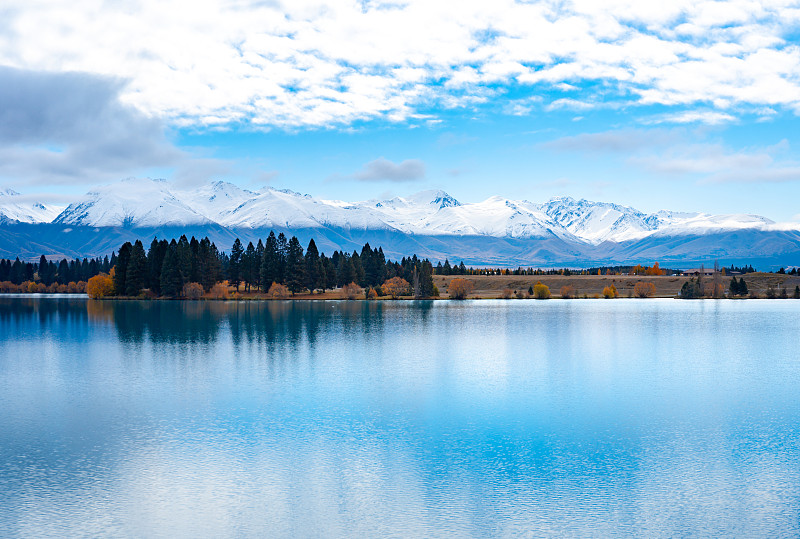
[53,178,210,227]
[3,177,797,266]
[0,189,63,224]
[10,178,783,242]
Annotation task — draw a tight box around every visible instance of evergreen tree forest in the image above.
[0,232,437,298]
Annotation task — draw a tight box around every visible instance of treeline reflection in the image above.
[0,297,434,346]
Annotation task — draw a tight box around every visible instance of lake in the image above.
[1,296,799,537]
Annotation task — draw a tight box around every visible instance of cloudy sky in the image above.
[2,0,800,219]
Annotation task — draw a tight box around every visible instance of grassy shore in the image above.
[212,272,799,300]
[434,273,800,299]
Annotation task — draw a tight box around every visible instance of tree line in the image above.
[0,254,112,292]
[88,232,437,298]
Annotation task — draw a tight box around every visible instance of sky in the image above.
[1,0,800,220]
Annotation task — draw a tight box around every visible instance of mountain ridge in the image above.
[1,178,798,268]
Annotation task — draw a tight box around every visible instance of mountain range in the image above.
[1,178,799,268]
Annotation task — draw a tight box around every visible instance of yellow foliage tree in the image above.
[86,273,115,299]
[383,277,411,299]
[602,284,618,298]
[448,278,474,300]
[533,281,550,299]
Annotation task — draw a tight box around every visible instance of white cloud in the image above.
[644,111,738,125]
[1,1,800,129]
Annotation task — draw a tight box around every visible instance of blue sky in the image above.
[1,0,800,220]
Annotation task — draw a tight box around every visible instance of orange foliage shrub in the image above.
[367,288,379,300]
[268,282,290,299]
[341,282,362,300]
[383,277,410,299]
[560,285,575,299]
[182,282,205,299]
[87,273,115,298]
[448,278,474,300]
[500,288,513,299]
[209,281,230,299]
[634,281,657,298]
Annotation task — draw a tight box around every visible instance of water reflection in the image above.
[1,297,800,537]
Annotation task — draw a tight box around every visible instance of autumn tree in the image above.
[341,282,362,299]
[560,285,575,299]
[634,281,656,298]
[268,282,290,299]
[182,282,204,299]
[383,276,410,299]
[602,284,618,298]
[448,278,474,300]
[87,273,115,298]
[533,281,551,299]
[645,262,665,276]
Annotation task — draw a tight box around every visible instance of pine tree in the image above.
[243,241,256,292]
[443,259,452,275]
[261,231,279,292]
[254,239,264,291]
[305,239,322,292]
[114,242,132,294]
[160,244,183,297]
[729,276,739,296]
[229,238,243,290]
[285,236,305,294]
[276,233,288,283]
[125,240,148,296]
[177,235,192,284]
[739,278,748,296]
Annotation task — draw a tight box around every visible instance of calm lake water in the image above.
[1,296,799,537]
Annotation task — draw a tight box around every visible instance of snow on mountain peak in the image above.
[2,177,787,244]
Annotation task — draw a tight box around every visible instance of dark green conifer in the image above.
[285,236,305,294]
[125,240,148,296]
[229,238,243,289]
[114,242,132,294]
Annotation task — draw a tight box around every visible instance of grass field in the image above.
[222,272,800,300]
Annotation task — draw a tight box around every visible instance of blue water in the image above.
[1,296,799,537]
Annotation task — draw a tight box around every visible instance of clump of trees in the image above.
[729,277,749,297]
[78,231,438,299]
